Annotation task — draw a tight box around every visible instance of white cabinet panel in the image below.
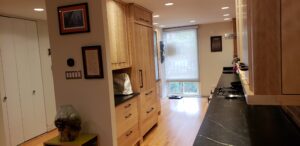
[0,16,47,145]
[0,16,24,146]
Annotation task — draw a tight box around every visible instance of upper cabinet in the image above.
[236,0,300,105]
[281,0,300,94]
[132,4,153,26]
[107,0,131,70]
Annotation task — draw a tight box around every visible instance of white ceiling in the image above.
[0,0,235,27]
[0,0,46,20]
[124,0,236,28]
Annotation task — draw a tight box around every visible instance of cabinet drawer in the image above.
[141,102,157,122]
[133,5,152,26]
[116,98,138,137]
[141,106,158,136]
[118,124,140,146]
[141,88,157,107]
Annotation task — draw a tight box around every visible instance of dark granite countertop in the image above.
[114,93,140,106]
[193,73,300,146]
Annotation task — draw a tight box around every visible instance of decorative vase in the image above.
[54,105,81,142]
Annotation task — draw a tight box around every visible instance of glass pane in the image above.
[168,82,182,94]
[183,82,199,94]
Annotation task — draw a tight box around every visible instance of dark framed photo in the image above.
[57,3,90,35]
[211,36,222,52]
[82,46,104,79]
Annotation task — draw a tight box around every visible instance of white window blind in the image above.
[163,27,199,81]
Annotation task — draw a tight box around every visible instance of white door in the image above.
[0,16,47,145]
[11,18,47,141]
[0,16,24,146]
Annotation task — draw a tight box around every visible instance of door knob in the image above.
[3,96,7,103]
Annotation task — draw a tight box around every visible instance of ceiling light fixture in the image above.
[224,18,231,21]
[34,8,44,12]
[153,15,160,18]
[223,14,230,17]
[165,3,174,6]
[153,23,159,25]
[221,7,230,10]
[190,20,196,23]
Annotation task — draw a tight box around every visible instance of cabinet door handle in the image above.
[146,107,154,114]
[145,91,153,96]
[125,113,132,119]
[124,103,131,108]
[126,130,133,137]
[139,70,143,88]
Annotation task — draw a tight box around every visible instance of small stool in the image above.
[44,134,97,146]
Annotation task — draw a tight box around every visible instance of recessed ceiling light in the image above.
[224,18,231,21]
[223,14,230,17]
[153,23,159,25]
[221,7,230,10]
[153,15,160,18]
[34,8,44,12]
[165,3,174,6]
[190,20,196,23]
[160,25,165,28]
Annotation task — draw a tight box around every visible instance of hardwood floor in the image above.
[20,97,208,146]
[20,129,59,146]
[141,97,208,146]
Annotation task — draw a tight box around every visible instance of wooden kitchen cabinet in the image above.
[128,3,158,139]
[132,4,153,26]
[281,0,300,94]
[115,97,139,146]
[107,0,131,70]
[236,0,300,105]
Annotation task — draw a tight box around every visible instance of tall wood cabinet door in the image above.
[133,24,156,92]
[134,23,148,92]
[107,0,131,70]
[0,16,24,146]
[282,0,300,94]
[146,27,156,89]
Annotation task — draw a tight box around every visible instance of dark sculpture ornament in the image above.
[55,105,82,142]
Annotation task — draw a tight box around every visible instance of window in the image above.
[154,31,159,80]
[168,82,199,95]
[163,26,199,96]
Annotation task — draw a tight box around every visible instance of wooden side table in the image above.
[44,134,98,146]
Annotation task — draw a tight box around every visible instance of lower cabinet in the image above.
[115,97,139,146]
[139,88,158,136]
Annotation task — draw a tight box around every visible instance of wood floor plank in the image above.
[141,98,208,146]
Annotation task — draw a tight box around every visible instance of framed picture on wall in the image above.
[82,46,104,79]
[57,3,90,35]
[211,36,222,52]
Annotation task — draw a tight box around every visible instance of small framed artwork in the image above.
[57,3,90,35]
[82,46,104,79]
[211,36,222,52]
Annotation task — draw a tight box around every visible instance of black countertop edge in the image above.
[193,73,300,146]
[114,93,140,106]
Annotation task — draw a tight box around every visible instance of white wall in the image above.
[37,21,57,131]
[45,0,117,146]
[199,22,234,96]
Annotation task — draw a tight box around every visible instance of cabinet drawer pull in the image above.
[125,113,132,119]
[126,130,133,137]
[124,103,131,108]
[145,91,153,96]
[146,107,154,114]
